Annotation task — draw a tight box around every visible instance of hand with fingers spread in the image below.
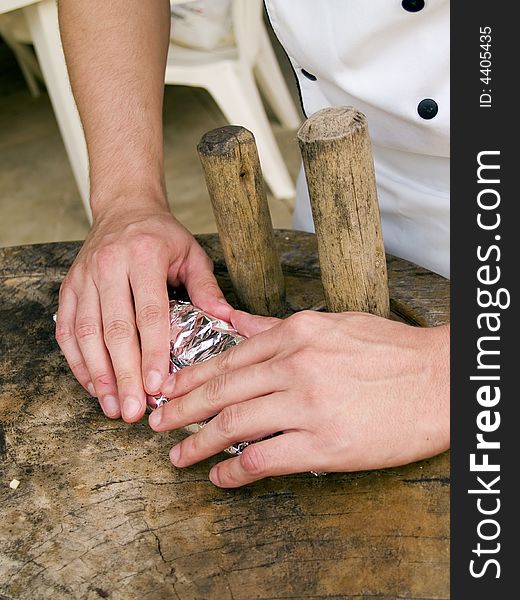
[149,310,450,488]
[55,204,231,422]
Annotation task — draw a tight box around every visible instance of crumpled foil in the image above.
[152,299,244,392]
[149,300,255,455]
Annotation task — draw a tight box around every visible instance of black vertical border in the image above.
[451,1,516,597]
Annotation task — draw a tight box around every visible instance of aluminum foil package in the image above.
[152,299,244,389]
[149,300,256,455]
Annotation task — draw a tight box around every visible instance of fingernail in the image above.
[169,445,180,465]
[145,370,162,394]
[148,407,162,429]
[209,467,220,486]
[87,382,97,397]
[162,374,176,397]
[102,395,120,418]
[123,396,142,420]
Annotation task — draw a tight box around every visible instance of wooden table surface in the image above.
[0,232,450,600]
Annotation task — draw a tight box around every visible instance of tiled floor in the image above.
[0,34,303,248]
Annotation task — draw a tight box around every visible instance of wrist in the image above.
[90,185,170,224]
[425,323,450,452]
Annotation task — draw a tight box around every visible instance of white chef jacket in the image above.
[265,0,450,278]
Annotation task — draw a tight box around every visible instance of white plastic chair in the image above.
[166,0,301,200]
[0,10,43,97]
[0,0,91,219]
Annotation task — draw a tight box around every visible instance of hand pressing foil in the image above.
[149,300,259,456]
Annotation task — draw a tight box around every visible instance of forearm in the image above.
[58,0,171,217]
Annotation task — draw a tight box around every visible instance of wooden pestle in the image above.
[297,107,390,317]
[197,126,285,316]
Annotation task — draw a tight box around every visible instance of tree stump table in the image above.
[0,234,449,600]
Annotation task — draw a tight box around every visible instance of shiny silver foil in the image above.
[150,300,253,455]
[154,299,244,385]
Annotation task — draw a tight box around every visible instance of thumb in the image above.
[181,250,232,321]
[185,270,232,322]
[230,310,281,337]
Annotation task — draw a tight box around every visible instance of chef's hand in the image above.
[149,310,449,487]
[55,201,231,422]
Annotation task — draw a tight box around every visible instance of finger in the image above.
[167,392,296,467]
[97,269,146,423]
[158,312,281,398]
[55,283,92,394]
[230,310,281,337]
[208,432,313,488]
[129,260,170,396]
[162,323,283,399]
[181,246,232,321]
[149,359,285,432]
[158,308,281,400]
[74,283,120,419]
[160,372,178,398]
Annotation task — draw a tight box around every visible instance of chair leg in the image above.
[207,63,295,200]
[254,25,302,130]
[23,0,92,222]
[14,42,44,98]
[0,21,40,98]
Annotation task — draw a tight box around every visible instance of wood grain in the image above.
[198,126,285,317]
[0,235,449,599]
[298,107,390,318]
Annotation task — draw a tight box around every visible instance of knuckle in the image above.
[68,359,84,370]
[276,353,299,378]
[55,323,75,345]
[129,232,157,255]
[205,254,214,271]
[215,347,235,374]
[92,246,117,273]
[186,432,200,455]
[104,319,136,344]
[240,444,267,477]
[217,467,236,487]
[173,396,185,418]
[68,359,87,377]
[204,374,227,409]
[215,406,239,440]
[136,303,163,328]
[191,246,215,272]
[285,310,317,335]
[113,371,137,387]
[75,320,100,341]
[93,373,113,388]
[58,280,74,302]
[295,345,316,368]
